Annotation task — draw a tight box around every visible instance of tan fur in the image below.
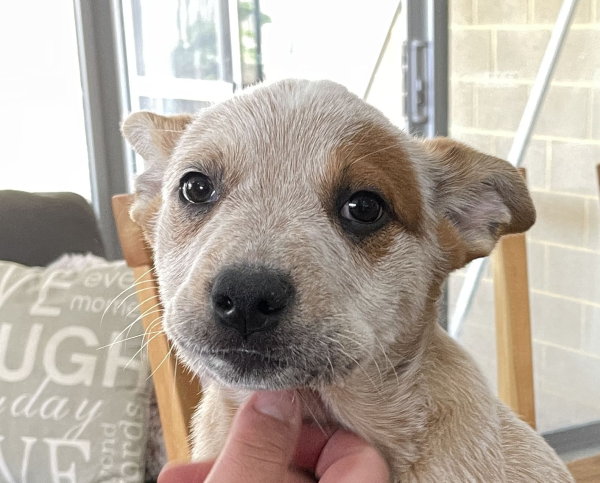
[122,79,573,482]
[331,123,424,235]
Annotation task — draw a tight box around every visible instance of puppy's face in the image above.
[123,80,535,390]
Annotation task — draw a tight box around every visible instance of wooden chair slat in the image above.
[493,168,536,429]
[112,194,201,463]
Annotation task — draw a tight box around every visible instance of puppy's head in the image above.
[122,80,535,390]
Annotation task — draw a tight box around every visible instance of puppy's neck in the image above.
[320,317,436,474]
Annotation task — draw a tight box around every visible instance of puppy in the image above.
[122,79,574,482]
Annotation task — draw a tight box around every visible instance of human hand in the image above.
[157,391,390,483]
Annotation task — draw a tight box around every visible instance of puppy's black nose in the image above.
[211,266,294,337]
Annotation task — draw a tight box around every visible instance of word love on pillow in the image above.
[0,259,152,483]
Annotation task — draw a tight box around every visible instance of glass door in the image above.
[119,1,448,178]
[119,1,449,141]
[447,0,600,441]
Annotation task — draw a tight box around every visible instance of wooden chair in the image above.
[112,195,201,463]
[492,169,536,429]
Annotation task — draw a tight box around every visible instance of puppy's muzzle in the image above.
[211,265,295,339]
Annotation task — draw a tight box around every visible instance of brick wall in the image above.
[448,0,600,432]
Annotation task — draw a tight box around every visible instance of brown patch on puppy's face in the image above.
[323,123,425,262]
[122,80,535,391]
[332,123,424,234]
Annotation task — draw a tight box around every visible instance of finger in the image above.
[157,461,214,483]
[285,468,318,483]
[292,423,335,471]
[205,390,301,483]
[316,430,390,483]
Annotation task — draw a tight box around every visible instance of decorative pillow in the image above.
[0,256,152,483]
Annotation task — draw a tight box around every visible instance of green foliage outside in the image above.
[171,1,271,83]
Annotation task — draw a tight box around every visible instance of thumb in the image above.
[205,390,301,483]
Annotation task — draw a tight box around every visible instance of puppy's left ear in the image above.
[122,111,192,162]
[121,111,193,239]
[424,138,536,270]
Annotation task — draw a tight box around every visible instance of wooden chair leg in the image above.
[493,168,536,429]
[112,194,202,463]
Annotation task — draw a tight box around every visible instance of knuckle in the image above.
[231,435,289,467]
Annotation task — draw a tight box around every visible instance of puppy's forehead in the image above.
[181,80,371,161]
[174,80,423,228]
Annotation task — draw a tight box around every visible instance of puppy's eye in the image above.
[179,172,216,204]
[341,191,383,223]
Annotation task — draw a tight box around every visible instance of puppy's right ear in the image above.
[423,138,535,271]
[121,111,192,238]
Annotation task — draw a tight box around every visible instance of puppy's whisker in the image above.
[126,295,161,318]
[214,380,221,404]
[99,267,157,326]
[128,331,165,370]
[172,348,179,402]
[126,304,164,337]
[142,317,166,341]
[98,330,165,350]
[295,390,328,437]
[148,345,174,381]
[317,339,339,388]
[142,319,165,340]
[332,332,385,387]
[109,305,164,350]
[322,335,383,398]
[324,344,336,380]
[373,333,400,386]
[371,350,385,387]
[108,318,142,350]
[131,304,164,327]
[116,286,159,312]
[120,326,164,373]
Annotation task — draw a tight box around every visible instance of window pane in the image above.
[139,96,212,114]
[124,0,234,93]
[0,1,90,198]
[122,0,237,174]
[259,0,406,127]
[238,0,265,86]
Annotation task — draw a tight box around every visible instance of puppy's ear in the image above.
[121,111,192,237]
[122,111,192,161]
[424,138,535,270]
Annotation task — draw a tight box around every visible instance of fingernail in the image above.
[253,391,297,422]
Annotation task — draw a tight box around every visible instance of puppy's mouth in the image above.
[175,336,301,389]
[175,333,358,390]
[168,309,366,390]
[207,348,291,370]
[201,348,305,390]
